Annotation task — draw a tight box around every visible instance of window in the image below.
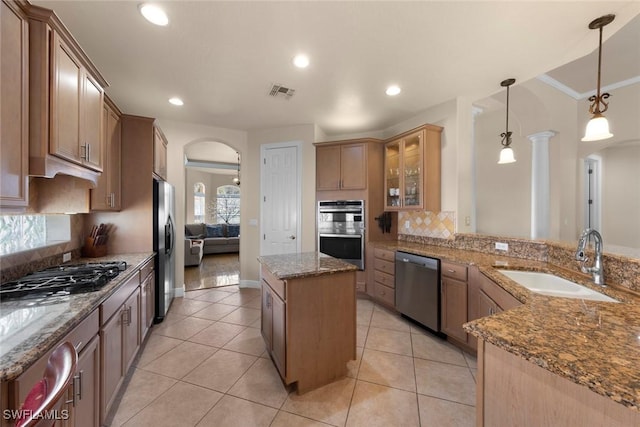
[0,214,71,256]
[212,185,240,224]
[194,182,206,223]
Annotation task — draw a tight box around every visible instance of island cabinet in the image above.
[477,340,640,427]
[27,4,108,185]
[100,272,140,423]
[384,125,442,212]
[316,142,366,190]
[440,261,469,344]
[260,264,356,394]
[90,98,121,211]
[0,0,30,210]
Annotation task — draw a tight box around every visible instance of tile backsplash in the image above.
[398,211,456,239]
[0,214,85,283]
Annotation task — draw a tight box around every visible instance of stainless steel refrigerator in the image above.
[153,179,175,322]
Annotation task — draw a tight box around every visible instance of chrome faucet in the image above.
[575,228,605,286]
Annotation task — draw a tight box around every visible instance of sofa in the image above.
[184,238,204,266]
[185,223,240,255]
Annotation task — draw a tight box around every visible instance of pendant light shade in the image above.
[498,78,517,164]
[582,14,615,142]
[582,113,613,142]
[498,146,516,164]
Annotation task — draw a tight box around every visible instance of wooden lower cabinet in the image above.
[440,261,469,344]
[140,271,155,339]
[260,265,356,394]
[71,335,100,427]
[261,280,286,375]
[371,248,395,307]
[100,285,141,423]
[478,340,640,426]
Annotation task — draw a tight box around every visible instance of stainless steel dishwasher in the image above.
[395,251,441,332]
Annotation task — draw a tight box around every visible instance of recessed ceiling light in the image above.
[293,54,310,68]
[139,4,169,26]
[386,85,401,96]
[168,97,183,106]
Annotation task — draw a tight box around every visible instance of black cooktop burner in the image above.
[0,261,127,300]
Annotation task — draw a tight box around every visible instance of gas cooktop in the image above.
[0,261,127,301]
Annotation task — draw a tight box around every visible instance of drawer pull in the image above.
[447,269,456,273]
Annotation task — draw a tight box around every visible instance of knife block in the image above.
[82,237,107,258]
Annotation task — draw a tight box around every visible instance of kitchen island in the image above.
[258,252,357,394]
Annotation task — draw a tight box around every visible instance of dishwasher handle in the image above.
[395,251,439,269]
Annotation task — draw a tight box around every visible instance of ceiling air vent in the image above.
[268,84,295,100]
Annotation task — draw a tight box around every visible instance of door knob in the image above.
[288,235,296,240]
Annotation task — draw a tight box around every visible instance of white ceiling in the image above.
[32,1,640,139]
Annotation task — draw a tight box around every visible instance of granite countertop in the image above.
[258,252,358,280]
[371,240,640,411]
[0,252,154,382]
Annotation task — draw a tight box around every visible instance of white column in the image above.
[528,131,556,239]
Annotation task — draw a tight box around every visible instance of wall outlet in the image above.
[495,242,509,251]
[62,252,72,262]
[404,220,410,229]
[465,216,471,226]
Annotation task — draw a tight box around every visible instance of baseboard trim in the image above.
[239,279,260,289]
[175,285,185,298]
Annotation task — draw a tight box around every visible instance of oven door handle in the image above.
[319,233,363,238]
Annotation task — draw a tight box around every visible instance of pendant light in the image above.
[232,152,241,186]
[582,14,615,142]
[498,78,516,164]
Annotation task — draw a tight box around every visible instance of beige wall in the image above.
[245,125,317,282]
[158,119,248,289]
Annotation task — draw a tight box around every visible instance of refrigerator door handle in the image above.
[165,214,175,256]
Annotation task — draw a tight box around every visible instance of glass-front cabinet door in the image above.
[384,141,401,208]
[384,130,424,210]
[402,132,422,208]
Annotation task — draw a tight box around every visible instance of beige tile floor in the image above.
[108,286,477,427]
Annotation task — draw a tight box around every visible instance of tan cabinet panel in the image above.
[315,143,366,190]
[153,127,167,180]
[0,0,29,209]
[441,277,468,343]
[91,100,121,211]
[316,145,341,190]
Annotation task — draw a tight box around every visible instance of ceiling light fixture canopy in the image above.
[232,152,241,186]
[139,3,169,26]
[582,14,615,142]
[168,97,183,106]
[498,78,517,164]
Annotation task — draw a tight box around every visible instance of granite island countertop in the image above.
[370,240,640,412]
[0,252,154,382]
[258,252,358,280]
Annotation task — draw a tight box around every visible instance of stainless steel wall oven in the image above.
[317,200,365,269]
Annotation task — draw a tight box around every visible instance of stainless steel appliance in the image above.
[0,261,127,300]
[317,200,365,269]
[153,180,176,322]
[395,251,441,332]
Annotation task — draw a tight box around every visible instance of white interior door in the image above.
[261,143,301,256]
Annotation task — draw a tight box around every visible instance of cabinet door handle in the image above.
[77,370,84,401]
[447,269,456,273]
[87,143,91,162]
[111,193,115,207]
[81,143,88,160]
[106,194,112,207]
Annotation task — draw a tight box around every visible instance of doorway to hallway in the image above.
[184,253,239,292]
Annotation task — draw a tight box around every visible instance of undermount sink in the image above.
[497,270,618,303]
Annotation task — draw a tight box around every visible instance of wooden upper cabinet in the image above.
[153,127,167,180]
[0,0,29,209]
[91,99,121,211]
[316,142,366,190]
[50,31,104,171]
[27,4,108,184]
[384,125,441,211]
